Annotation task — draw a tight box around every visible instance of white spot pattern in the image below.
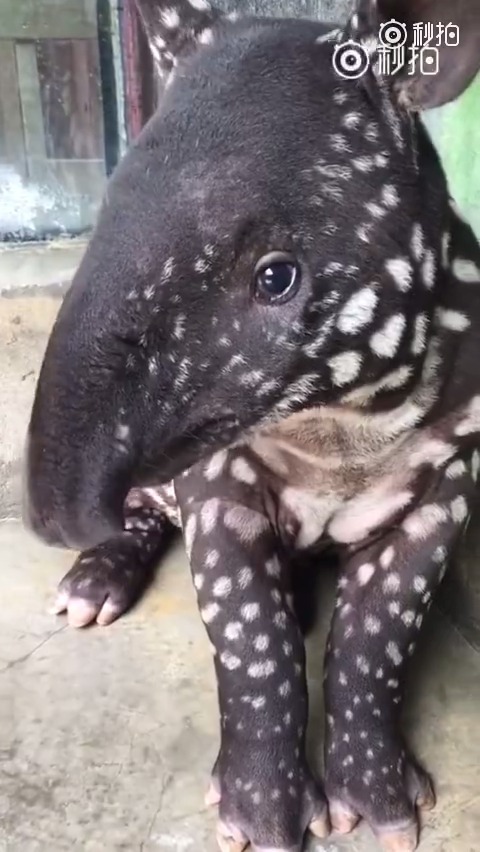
[248,660,276,678]
[213,577,232,598]
[337,288,378,335]
[370,314,406,358]
[437,307,471,332]
[453,258,480,283]
[160,8,180,28]
[328,351,362,386]
[231,457,257,484]
[385,258,413,291]
[357,563,375,586]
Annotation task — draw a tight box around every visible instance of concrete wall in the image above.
[0,240,86,519]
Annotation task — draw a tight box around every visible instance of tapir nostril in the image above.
[22,428,130,552]
[22,461,126,551]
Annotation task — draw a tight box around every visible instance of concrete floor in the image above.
[1,520,479,852]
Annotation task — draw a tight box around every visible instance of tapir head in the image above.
[24,0,480,550]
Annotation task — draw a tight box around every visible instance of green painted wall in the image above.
[424,75,480,238]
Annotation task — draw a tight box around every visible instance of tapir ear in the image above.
[347,0,480,110]
[134,0,223,77]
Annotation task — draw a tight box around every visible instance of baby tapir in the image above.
[23,0,480,849]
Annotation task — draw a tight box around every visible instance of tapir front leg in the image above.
[175,450,328,852]
[52,504,174,627]
[324,460,476,852]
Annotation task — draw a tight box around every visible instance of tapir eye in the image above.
[253,252,301,304]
